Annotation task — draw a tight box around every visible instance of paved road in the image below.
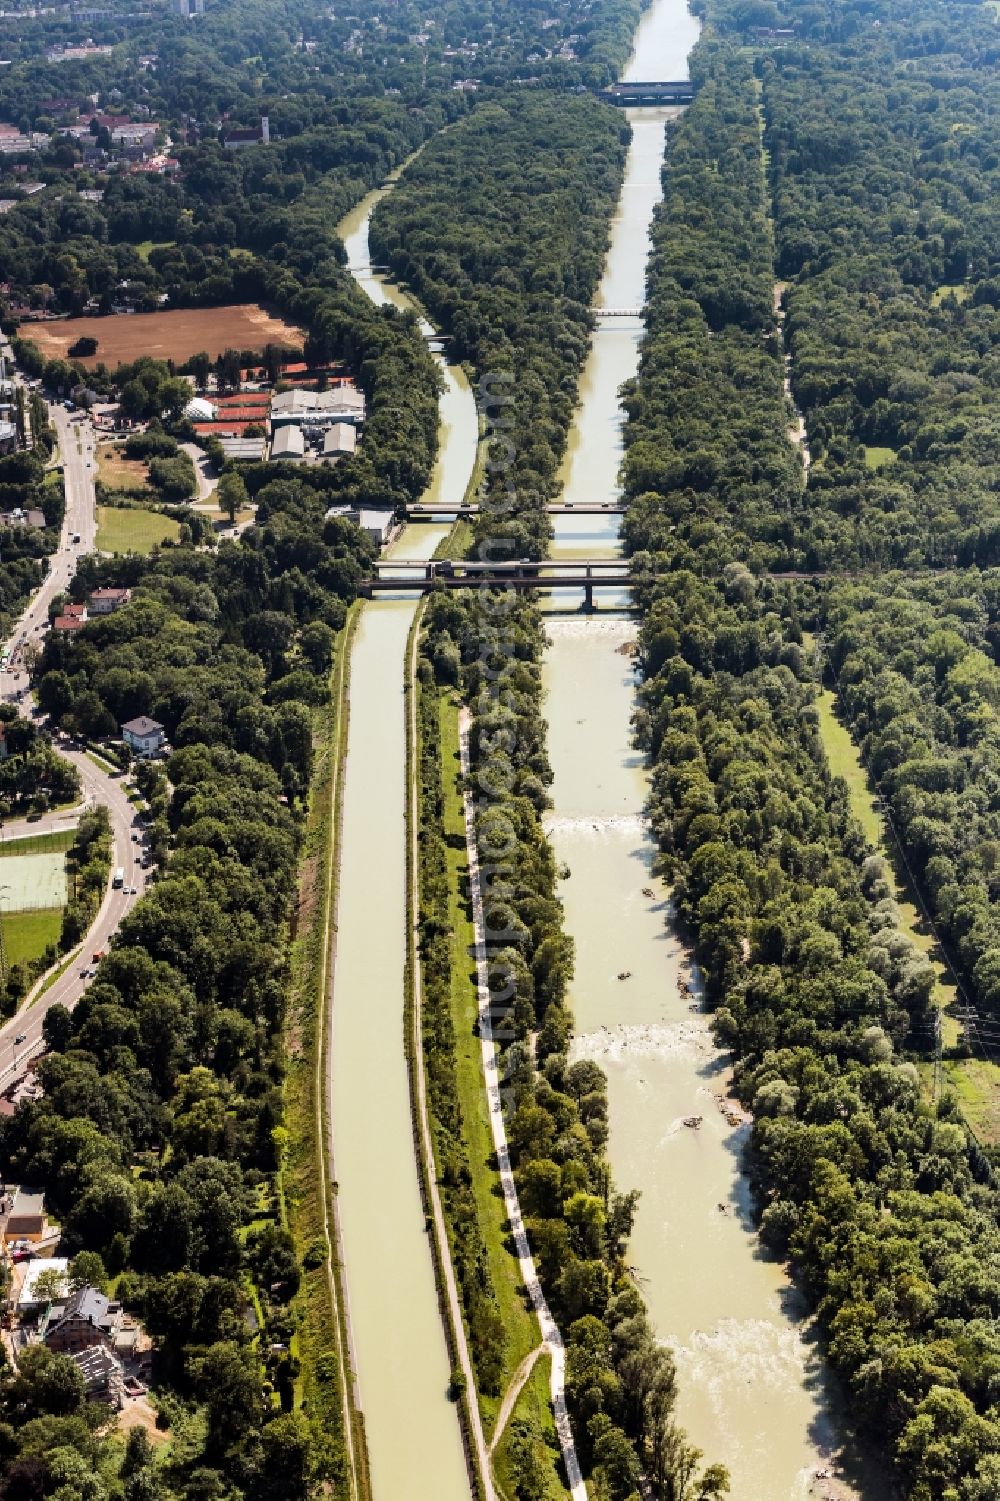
[0,402,148,1085]
[0,407,97,705]
[0,802,86,844]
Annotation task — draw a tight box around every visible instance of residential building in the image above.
[45,1286,117,1355]
[270,424,305,461]
[88,587,131,614]
[3,1186,46,1241]
[121,715,166,757]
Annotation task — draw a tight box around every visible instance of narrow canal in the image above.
[330,194,476,1500]
[543,1,862,1496]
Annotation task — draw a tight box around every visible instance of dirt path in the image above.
[490,1345,544,1456]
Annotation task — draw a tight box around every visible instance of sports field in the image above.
[27,303,305,368]
[0,851,67,911]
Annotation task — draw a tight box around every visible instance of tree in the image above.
[68,1251,107,1293]
[218,471,248,525]
[119,380,149,423]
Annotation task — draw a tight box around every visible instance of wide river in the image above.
[545,2,863,1499]
[331,0,863,1496]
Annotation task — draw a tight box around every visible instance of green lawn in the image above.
[437,692,545,1437]
[0,829,75,857]
[96,505,181,555]
[814,683,1000,1139]
[134,239,175,262]
[931,282,971,305]
[2,907,61,967]
[863,445,897,470]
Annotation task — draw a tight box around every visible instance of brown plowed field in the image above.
[26,304,304,367]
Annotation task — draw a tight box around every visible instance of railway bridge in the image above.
[364,557,634,610]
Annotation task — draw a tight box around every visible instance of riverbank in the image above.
[284,604,368,1499]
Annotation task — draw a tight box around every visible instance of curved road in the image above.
[0,402,146,1086]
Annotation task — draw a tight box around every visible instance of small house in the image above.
[88,587,131,615]
[121,715,166,757]
[4,1186,46,1241]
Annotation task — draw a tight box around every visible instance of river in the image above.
[329,196,476,1501]
[543,1,862,1498]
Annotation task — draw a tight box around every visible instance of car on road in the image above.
[14,1033,25,1044]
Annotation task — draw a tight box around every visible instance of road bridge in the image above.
[598,80,695,105]
[365,557,633,610]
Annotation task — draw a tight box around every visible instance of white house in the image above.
[122,715,166,757]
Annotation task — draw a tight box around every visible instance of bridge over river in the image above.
[401,501,626,521]
[597,79,695,104]
[365,557,633,609]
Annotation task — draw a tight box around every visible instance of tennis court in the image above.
[0,851,68,912]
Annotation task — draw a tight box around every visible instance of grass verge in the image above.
[0,829,76,857]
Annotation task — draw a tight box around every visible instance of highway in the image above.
[0,402,148,1086]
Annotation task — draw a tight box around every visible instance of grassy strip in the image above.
[813,684,956,1011]
[403,596,489,1501]
[0,829,76,857]
[283,602,370,1501]
[437,692,544,1406]
[813,679,1000,1144]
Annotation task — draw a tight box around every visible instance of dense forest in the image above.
[371,93,630,555]
[616,2,1000,1495]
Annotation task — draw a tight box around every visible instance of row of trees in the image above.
[620,50,804,573]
